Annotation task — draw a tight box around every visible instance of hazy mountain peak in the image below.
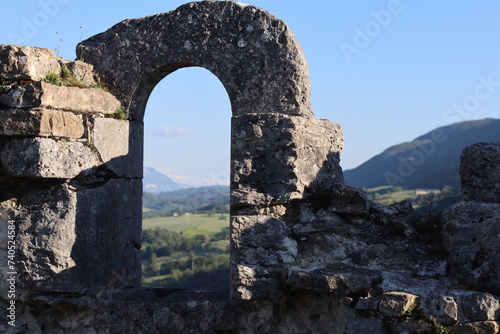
[143,167,182,193]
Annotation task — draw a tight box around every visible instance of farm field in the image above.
[141,214,230,289]
[364,186,461,214]
[142,214,229,236]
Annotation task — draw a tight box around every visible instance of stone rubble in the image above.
[378,291,419,317]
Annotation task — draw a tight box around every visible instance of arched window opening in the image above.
[141,67,231,291]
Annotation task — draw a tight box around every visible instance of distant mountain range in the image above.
[145,118,499,192]
[344,118,500,189]
[143,167,188,192]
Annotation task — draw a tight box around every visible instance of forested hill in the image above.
[143,185,229,217]
[344,118,500,189]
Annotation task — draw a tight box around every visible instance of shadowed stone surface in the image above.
[287,264,383,295]
[68,178,143,292]
[442,201,500,295]
[460,142,500,203]
[442,143,500,296]
[450,321,500,334]
[0,290,348,334]
[462,293,500,321]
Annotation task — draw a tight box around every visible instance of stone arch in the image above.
[77,1,313,120]
[77,1,344,298]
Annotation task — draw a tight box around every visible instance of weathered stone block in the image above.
[460,142,500,203]
[442,201,500,295]
[231,113,344,208]
[287,264,383,295]
[378,291,419,317]
[65,60,95,86]
[231,215,297,300]
[0,45,60,81]
[427,294,458,324]
[91,118,129,163]
[1,137,100,179]
[3,183,77,291]
[231,264,282,300]
[0,81,120,113]
[231,217,297,270]
[370,200,417,239]
[327,183,370,215]
[292,215,346,237]
[89,117,134,178]
[232,215,294,251]
[462,293,500,321]
[355,293,382,311]
[450,321,500,334]
[0,108,84,138]
[296,119,345,191]
[370,200,416,226]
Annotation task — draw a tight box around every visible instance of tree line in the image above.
[142,227,230,290]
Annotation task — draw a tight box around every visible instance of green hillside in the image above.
[344,118,500,189]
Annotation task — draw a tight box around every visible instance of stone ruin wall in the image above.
[0,2,499,333]
[0,45,142,296]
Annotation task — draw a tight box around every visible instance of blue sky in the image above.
[2,1,499,185]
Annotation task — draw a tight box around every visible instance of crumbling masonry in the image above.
[0,2,499,333]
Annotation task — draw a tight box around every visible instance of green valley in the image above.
[141,209,230,290]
